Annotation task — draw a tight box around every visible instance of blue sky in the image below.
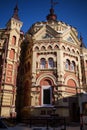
[0,0,87,46]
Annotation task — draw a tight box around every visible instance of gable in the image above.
[30,22,80,46]
[62,28,80,46]
[63,34,76,44]
[33,25,59,40]
[10,28,20,35]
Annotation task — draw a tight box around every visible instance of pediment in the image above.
[63,35,75,44]
[62,28,80,46]
[33,25,58,40]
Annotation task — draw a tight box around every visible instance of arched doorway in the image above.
[40,79,54,106]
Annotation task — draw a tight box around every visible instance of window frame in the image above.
[48,58,54,69]
[40,58,46,69]
[41,86,52,106]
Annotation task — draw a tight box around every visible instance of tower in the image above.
[17,1,87,122]
[0,5,23,117]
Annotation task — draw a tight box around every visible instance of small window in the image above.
[67,37,74,43]
[35,46,39,51]
[48,46,52,50]
[54,45,59,50]
[41,46,46,51]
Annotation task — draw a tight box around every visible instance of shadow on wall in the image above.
[16,93,87,123]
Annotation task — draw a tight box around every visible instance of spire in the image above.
[46,0,58,21]
[12,4,19,20]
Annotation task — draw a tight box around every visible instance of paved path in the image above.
[31,126,80,130]
[0,123,80,130]
[66,126,80,130]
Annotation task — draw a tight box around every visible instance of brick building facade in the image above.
[17,5,87,121]
[0,5,23,117]
[0,3,87,122]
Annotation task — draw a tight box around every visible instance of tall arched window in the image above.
[65,59,70,70]
[9,49,15,59]
[12,36,16,45]
[70,61,75,71]
[48,58,54,68]
[40,58,46,69]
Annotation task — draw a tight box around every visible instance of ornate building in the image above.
[0,2,87,122]
[17,4,87,121]
[0,5,23,117]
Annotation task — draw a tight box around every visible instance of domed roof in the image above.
[46,0,57,21]
[46,7,57,21]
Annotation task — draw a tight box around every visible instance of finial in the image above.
[12,4,19,20]
[46,0,58,21]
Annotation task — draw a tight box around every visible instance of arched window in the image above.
[48,58,54,68]
[54,45,59,50]
[70,61,75,71]
[12,36,16,45]
[65,59,70,70]
[35,46,39,51]
[48,45,52,50]
[41,46,46,51]
[40,58,46,69]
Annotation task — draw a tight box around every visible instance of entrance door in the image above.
[43,89,50,104]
